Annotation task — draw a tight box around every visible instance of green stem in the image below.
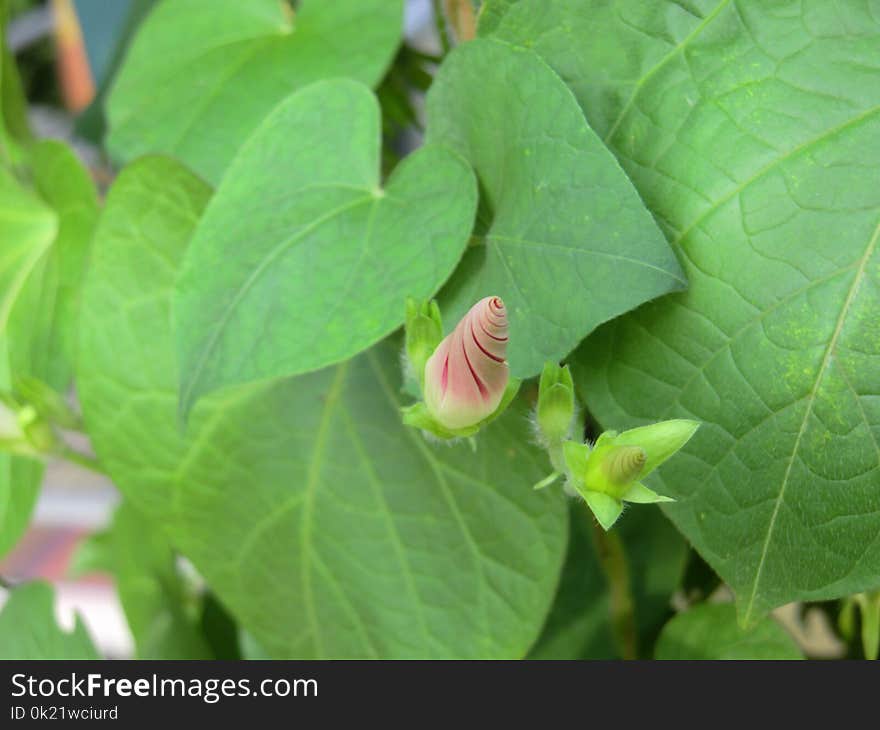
[591,519,638,659]
[856,592,880,660]
[432,0,452,55]
[547,441,566,474]
[60,447,106,475]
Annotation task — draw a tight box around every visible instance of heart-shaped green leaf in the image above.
[425,38,685,379]
[0,582,99,659]
[11,141,99,389]
[107,0,403,183]
[78,156,566,658]
[0,143,98,559]
[0,167,56,329]
[0,167,55,558]
[654,603,801,660]
[486,0,880,622]
[175,79,477,416]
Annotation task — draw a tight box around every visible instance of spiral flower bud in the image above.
[600,445,647,486]
[423,296,510,430]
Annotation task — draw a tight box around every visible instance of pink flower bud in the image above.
[423,296,510,430]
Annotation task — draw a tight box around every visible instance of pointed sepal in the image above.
[621,481,674,504]
[401,378,521,440]
[583,491,625,531]
[404,298,443,391]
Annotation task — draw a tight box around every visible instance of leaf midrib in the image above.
[366,351,494,657]
[602,0,734,143]
[492,233,687,285]
[180,193,373,413]
[742,216,880,625]
[300,361,349,656]
[0,220,57,330]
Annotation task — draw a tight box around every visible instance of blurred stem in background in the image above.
[433,0,476,51]
[52,0,92,111]
[591,520,638,660]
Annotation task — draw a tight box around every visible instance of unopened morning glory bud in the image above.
[536,361,576,447]
[423,296,509,431]
[586,444,647,490]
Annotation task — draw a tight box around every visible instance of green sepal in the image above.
[18,405,59,454]
[401,378,521,440]
[562,439,590,480]
[584,442,646,497]
[0,393,58,458]
[401,402,476,439]
[404,297,443,392]
[592,430,618,447]
[532,471,561,491]
[621,481,674,504]
[581,491,624,531]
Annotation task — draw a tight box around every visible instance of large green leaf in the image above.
[71,500,212,659]
[10,140,99,388]
[654,603,801,660]
[0,168,57,327]
[78,156,567,658]
[175,79,477,414]
[0,582,99,659]
[527,505,616,659]
[106,0,403,183]
[0,143,97,558]
[487,0,880,623]
[0,168,57,558]
[0,398,42,558]
[530,503,687,659]
[425,38,684,379]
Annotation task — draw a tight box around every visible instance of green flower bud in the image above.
[609,419,700,479]
[536,361,575,446]
[0,397,59,458]
[564,419,699,530]
[586,444,646,492]
[15,376,81,430]
[404,298,443,390]
[0,397,25,444]
[18,405,60,454]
